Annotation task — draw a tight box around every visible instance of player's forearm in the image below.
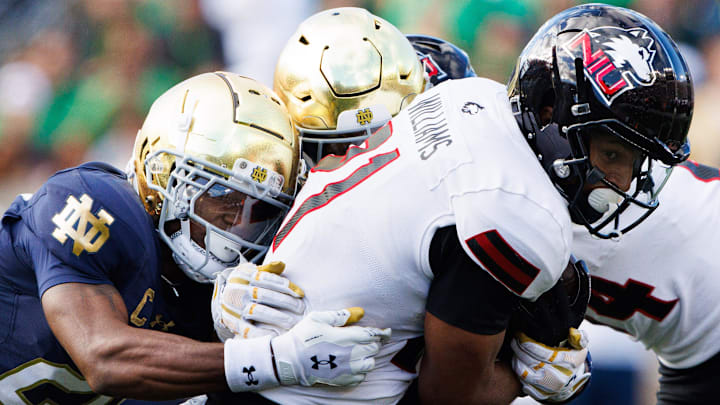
[43,283,231,399]
[85,326,228,399]
[418,360,521,405]
[471,360,522,404]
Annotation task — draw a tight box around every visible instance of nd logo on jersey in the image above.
[52,194,115,256]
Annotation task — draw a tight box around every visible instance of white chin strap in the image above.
[587,188,623,213]
[170,220,245,283]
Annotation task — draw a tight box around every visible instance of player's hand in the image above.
[211,261,305,342]
[511,328,592,403]
[272,307,391,387]
[223,307,391,391]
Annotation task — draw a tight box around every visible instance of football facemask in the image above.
[147,151,292,282]
[554,124,674,238]
[132,72,300,282]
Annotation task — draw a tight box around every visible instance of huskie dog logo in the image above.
[562,26,657,106]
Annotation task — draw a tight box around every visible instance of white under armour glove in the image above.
[511,328,592,403]
[224,307,391,391]
[212,261,305,342]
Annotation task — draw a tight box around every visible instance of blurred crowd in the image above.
[0,1,717,404]
[1,0,719,209]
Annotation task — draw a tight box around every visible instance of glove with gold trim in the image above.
[224,307,392,390]
[211,261,305,341]
[511,328,592,403]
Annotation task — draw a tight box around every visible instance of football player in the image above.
[571,160,719,405]
[0,72,390,403]
[209,5,691,405]
[509,3,696,403]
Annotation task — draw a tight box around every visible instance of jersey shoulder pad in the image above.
[17,162,155,275]
[452,188,572,300]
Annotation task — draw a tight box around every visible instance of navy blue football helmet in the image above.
[508,4,693,238]
[407,34,477,87]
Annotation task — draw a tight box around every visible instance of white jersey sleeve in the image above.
[453,189,572,301]
[429,77,573,300]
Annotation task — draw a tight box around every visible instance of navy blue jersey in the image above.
[0,162,212,404]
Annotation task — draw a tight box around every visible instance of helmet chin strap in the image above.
[170,220,244,283]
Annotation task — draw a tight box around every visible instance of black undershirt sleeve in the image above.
[426,225,520,335]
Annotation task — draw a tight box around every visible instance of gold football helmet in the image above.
[274,7,426,163]
[131,72,300,282]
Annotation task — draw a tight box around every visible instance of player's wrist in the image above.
[269,331,301,385]
[224,335,280,392]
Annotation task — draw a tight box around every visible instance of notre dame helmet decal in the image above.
[131,72,300,282]
[273,7,426,163]
[508,4,693,239]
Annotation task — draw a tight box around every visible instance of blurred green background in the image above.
[1,2,718,402]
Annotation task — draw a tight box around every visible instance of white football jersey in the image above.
[574,162,720,369]
[261,77,572,404]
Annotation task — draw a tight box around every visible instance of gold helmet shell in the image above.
[131,72,300,281]
[133,72,299,216]
[273,7,425,138]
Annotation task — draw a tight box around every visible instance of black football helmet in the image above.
[508,4,693,238]
[407,34,477,87]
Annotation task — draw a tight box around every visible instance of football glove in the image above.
[224,307,391,391]
[510,258,591,346]
[511,328,592,403]
[211,261,305,342]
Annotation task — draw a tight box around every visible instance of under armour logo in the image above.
[52,194,115,256]
[243,366,258,385]
[311,355,337,369]
[251,166,268,183]
[461,102,484,115]
[356,108,373,125]
[149,314,175,332]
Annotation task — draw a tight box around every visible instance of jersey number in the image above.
[0,358,122,404]
[589,275,678,322]
[273,124,399,250]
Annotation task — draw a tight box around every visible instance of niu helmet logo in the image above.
[417,52,448,85]
[310,355,337,369]
[562,27,657,106]
[52,194,115,256]
[356,108,373,125]
[243,366,259,385]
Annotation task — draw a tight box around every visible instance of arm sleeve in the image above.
[426,225,520,335]
[25,232,112,296]
[18,163,152,296]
